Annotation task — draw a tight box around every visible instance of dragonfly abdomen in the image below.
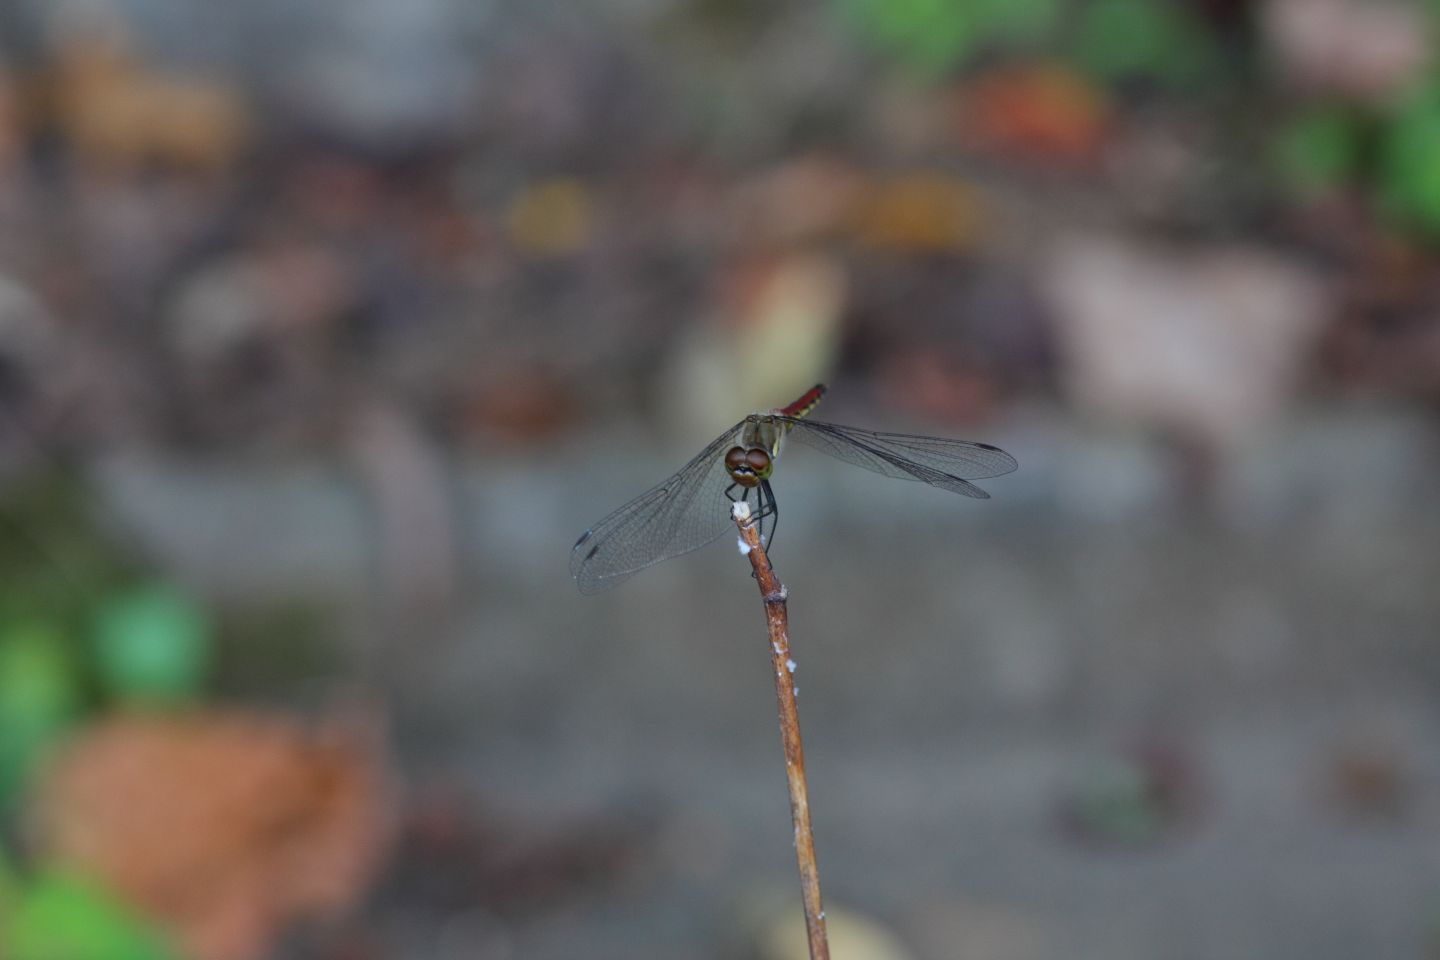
[777,384,827,419]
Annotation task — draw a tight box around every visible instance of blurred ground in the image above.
[1,0,1440,958]
[87,402,1440,960]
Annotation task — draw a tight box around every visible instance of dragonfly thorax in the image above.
[724,445,773,488]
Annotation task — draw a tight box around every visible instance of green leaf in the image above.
[1273,106,1362,196]
[0,472,134,629]
[4,871,176,960]
[0,841,19,910]
[1379,87,1440,233]
[834,0,1062,75]
[0,623,81,808]
[1072,0,1216,86]
[92,584,211,705]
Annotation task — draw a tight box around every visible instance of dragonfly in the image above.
[571,384,1017,593]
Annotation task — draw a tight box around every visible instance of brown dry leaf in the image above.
[29,709,393,960]
[660,250,843,433]
[850,174,980,254]
[506,178,592,256]
[956,64,1110,168]
[48,24,249,173]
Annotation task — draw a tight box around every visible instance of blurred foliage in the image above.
[0,622,80,810]
[825,0,1440,241]
[0,473,123,810]
[1379,86,1440,234]
[92,584,211,706]
[0,472,222,955]
[834,0,1218,87]
[1071,0,1218,87]
[1273,85,1440,236]
[2,870,176,960]
[1266,5,1440,237]
[0,475,135,633]
[0,473,339,699]
[0,472,214,717]
[1272,106,1364,198]
[834,0,1062,76]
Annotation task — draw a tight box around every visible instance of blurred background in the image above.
[0,0,1438,958]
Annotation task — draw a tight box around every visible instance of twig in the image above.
[732,501,830,960]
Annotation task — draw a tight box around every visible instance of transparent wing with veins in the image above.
[570,421,746,594]
[779,417,1018,499]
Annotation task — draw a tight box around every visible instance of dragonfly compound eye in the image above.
[725,446,763,486]
[745,448,772,475]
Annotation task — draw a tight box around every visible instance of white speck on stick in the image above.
[786,658,796,673]
[737,535,751,555]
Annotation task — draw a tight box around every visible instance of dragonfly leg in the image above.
[758,479,779,547]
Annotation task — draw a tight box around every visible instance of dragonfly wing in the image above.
[782,418,1016,499]
[570,424,743,594]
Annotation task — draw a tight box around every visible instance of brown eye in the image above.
[746,449,771,472]
[724,447,748,471]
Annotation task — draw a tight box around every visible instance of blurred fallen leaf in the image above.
[746,897,915,960]
[663,251,843,438]
[851,173,981,253]
[49,22,248,173]
[506,178,592,257]
[956,64,1110,168]
[29,710,393,960]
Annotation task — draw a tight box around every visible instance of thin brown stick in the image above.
[732,501,830,960]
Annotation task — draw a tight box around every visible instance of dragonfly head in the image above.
[724,445,772,487]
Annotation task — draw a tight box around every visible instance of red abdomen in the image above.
[778,384,827,418]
